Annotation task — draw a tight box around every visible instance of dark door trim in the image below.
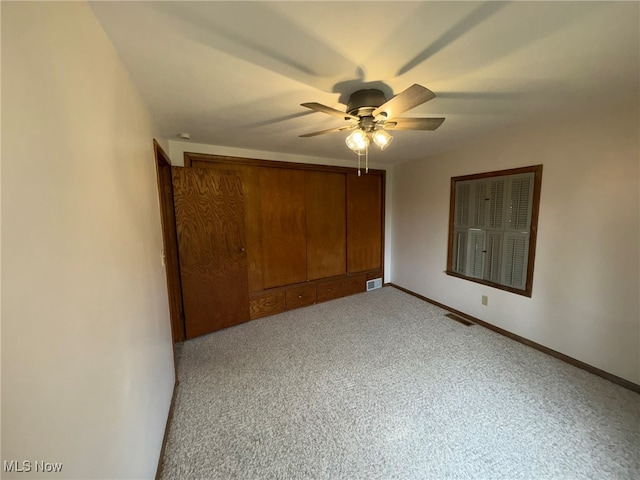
[153,139,186,343]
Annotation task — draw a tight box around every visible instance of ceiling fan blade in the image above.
[299,125,355,138]
[372,84,436,120]
[301,102,358,120]
[383,117,445,131]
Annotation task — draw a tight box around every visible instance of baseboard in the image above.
[155,379,179,480]
[387,283,640,394]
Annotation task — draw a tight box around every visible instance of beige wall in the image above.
[2,2,174,478]
[391,102,640,384]
[168,139,375,169]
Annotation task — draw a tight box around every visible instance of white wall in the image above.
[391,102,640,384]
[2,2,175,479]
[169,139,394,283]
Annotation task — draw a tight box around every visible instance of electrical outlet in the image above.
[482,295,488,306]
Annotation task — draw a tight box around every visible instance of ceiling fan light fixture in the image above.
[372,129,393,150]
[346,129,369,152]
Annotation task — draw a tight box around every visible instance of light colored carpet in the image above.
[159,287,640,479]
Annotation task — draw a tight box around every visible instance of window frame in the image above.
[446,165,543,297]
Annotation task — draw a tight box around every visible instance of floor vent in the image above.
[445,313,474,326]
[366,278,382,291]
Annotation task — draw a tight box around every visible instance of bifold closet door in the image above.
[259,168,307,288]
[172,167,249,339]
[347,173,383,273]
[305,171,346,280]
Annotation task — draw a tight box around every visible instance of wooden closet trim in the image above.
[184,152,386,176]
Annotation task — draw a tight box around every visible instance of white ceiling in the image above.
[90,1,639,166]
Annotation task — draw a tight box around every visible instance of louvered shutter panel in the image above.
[484,231,502,283]
[488,178,506,229]
[451,168,538,292]
[455,183,471,227]
[506,174,534,231]
[501,232,529,289]
[452,229,467,274]
[465,229,485,279]
[471,181,488,228]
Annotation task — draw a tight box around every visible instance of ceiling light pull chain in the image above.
[366,142,369,173]
[357,150,361,176]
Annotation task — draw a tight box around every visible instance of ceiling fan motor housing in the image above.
[346,89,387,117]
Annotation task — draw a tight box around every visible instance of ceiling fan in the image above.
[299,84,445,172]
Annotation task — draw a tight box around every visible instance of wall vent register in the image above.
[366,278,383,291]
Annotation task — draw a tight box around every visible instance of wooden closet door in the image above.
[260,168,307,288]
[172,168,249,339]
[188,160,264,293]
[305,171,346,280]
[347,173,383,273]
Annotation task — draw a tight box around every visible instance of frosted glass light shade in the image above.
[372,129,393,150]
[346,129,369,152]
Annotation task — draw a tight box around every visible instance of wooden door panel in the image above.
[238,167,263,293]
[260,168,307,288]
[305,171,346,280]
[347,173,383,273]
[189,161,264,293]
[172,168,249,338]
